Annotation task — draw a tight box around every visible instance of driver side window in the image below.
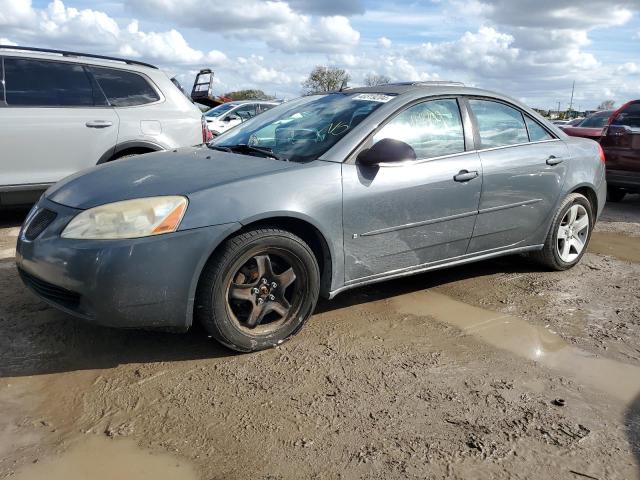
[373,99,465,160]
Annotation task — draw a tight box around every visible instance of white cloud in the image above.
[126,0,360,54]
[377,36,392,48]
[0,0,226,66]
[0,37,17,46]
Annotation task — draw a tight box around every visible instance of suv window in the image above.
[524,115,554,142]
[90,67,160,107]
[469,99,528,148]
[4,58,101,107]
[614,103,640,128]
[373,99,465,159]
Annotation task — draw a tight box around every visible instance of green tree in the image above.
[302,66,351,94]
[223,89,275,100]
[364,73,390,87]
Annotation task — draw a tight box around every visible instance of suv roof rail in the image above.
[386,81,466,87]
[0,45,159,70]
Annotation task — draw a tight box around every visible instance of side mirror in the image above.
[224,114,240,122]
[357,138,417,166]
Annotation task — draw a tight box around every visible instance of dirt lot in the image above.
[1,196,639,480]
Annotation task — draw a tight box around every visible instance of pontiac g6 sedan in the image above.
[17,82,606,352]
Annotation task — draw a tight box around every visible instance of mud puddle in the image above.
[392,290,640,403]
[10,436,198,480]
[589,231,640,263]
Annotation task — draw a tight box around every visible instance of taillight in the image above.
[201,116,213,143]
[597,143,606,163]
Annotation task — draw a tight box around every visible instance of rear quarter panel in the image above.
[561,137,607,218]
[115,71,203,149]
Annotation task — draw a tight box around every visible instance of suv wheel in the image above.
[195,228,320,352]
[533,193,593,271]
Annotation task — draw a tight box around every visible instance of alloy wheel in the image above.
[556,204,589,263]
[225,249,304,334]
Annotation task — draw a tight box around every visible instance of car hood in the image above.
[46,147,300,210]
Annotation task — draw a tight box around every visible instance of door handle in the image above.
[85,121,113,128]
[546,155,564,166]
[453,170,479,182]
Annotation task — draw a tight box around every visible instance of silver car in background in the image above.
[0,45,206,207]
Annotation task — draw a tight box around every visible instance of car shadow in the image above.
[0,253,545,378]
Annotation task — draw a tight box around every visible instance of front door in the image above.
[465,98,568,253]
[342,98,482,283]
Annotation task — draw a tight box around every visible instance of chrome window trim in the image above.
[376,138,562,168]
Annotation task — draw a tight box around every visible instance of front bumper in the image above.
[16,197,239,329]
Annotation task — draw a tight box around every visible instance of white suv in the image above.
[0,45,207,206]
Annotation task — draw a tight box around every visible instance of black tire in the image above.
[195,228,320,352]
[532,193,593,271]
[607,186,626,203]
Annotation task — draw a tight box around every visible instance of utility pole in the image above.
[557,101,561,118]
[568,80,575,118]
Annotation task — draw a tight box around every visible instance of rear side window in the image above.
[524,115,554,142]
[580,112,612,128]
[469,99,528,148]
[256,103,275,114]
[614,103,640,128]
[373,98,465,160]
[4,58,101,107]
[90,67,160,107]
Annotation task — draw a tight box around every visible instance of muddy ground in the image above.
[1,196,639,480]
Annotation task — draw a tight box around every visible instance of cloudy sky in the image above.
[1,0,639,110]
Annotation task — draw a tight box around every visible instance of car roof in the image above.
[0,45,158,74]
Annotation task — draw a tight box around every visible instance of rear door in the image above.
[342,98,482,282]
[0,57,119,187]
[601,101,640,187]
[466,98,568,253]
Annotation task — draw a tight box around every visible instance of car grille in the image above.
[24,209,57,240]
[18,269,81,309]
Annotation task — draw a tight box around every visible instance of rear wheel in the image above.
[195,228,320,352]
[532,193,593,271]
[607,186,626,203]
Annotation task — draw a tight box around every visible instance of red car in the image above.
[563,102,640,202]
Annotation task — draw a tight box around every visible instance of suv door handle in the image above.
[86,121,113,129]
[546,155,564,166]
[453,170,479,182]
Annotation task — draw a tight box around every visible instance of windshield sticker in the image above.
[352,93,394,103]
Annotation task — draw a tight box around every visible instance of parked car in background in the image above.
[17,82,606,352]
[559,117,585,130]
[561,110,615,141]
[552,120,569,126]
[204,101,279,136]
[0,45,207,207]
[600,100,640,201]
[562,104,640,201]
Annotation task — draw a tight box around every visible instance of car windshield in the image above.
[579,111,613,128]
[206,103,236,118]
[210,92,393,162]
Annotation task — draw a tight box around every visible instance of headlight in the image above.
[61,196,188,240]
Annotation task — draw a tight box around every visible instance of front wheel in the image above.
[195,228,320,352]
[532,193,593,271]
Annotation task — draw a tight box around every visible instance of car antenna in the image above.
[339,78,348,92]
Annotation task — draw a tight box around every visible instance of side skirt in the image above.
[328,244,543,299]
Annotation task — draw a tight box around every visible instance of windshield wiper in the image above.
[212,144,285,161]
